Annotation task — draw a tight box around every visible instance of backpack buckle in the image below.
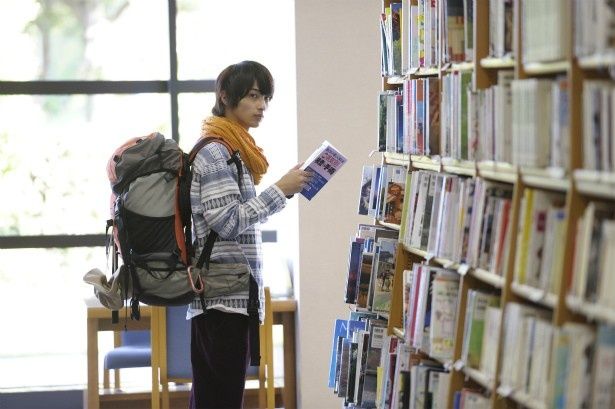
[187,266,205,294]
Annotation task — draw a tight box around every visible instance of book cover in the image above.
[597,221,615,309]
[591,325,615,408]
[345,239,364,304]
[330,318,366,390]
[399,169,415,240]
[416,79,426,154]
[439,176,462,262]
[402,269,414,340]
[492,199,512,276]
[390,343,412,408]
[584,203,615,302]
[406,264,424,346]
[357,251,374,309]
[427,77,441,156]
[328,319,348,388]
[410,5,420,68]
[345,341,359,403]
[464,290,499,368]
[382,165,407,225]
[371,238,398,314]
[365,323,388,374]
[421,170,437,249]
[463,0,474,59]
[358,165,374,216]
[353,330,370,406]
[477,196,497,270]
[429,270,460,360]
[369,166,383,217]
[427,174,446,257]
[460,178,476,264]
[409,171,430,248]
[479,305,501,379]
[361,373,378,408]
[379,92,389,151]
[300,140,347,200]
[337,338,351,397]
[375,165,389,221]
[413,266,439,350]
[460,71,471,159]
[390,2,403,76]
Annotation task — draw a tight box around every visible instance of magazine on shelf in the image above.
[328,319,348,388]
[358,165,375,215]
[300,140,347,200]
[371,237,399,314]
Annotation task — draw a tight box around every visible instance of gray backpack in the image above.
[84,132,257,320]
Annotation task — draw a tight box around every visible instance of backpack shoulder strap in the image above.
[189,136,234,163]
[190,136,244,270]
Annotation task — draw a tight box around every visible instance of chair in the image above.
[102,329,151,389]
[151,287,275,409]
[150,304,192,409]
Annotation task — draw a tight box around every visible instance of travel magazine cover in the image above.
[300,140,347,200]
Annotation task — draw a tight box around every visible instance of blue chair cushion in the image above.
[120,330,150,347]
[104,345,151,370]
[245,365,260,378]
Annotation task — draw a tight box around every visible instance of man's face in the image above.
[225,81,270,130]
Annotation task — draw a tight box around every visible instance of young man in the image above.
[188,60,309,409]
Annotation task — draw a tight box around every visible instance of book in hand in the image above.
[300,140,347,200]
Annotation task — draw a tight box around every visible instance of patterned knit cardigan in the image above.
[188,141,287,323]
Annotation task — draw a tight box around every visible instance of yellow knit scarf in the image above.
[200,116,269,185]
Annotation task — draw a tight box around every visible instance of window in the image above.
[0,0,296,390]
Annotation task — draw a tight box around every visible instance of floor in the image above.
[98,381,285,409]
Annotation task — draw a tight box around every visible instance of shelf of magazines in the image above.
[401,243,505,289]
[385,153,581,194]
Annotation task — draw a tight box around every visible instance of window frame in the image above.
[0,0,277,249]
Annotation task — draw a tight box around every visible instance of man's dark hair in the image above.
[212,61,274,116]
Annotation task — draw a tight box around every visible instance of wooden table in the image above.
[86,299,297,409]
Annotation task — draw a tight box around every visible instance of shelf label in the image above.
[458,264,470,276]
[527,287,545,302]
[498,385,513,398]
[442,259,455,269]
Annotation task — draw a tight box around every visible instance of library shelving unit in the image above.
[334,0,615,408]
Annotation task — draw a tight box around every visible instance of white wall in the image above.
[294,1,382,408]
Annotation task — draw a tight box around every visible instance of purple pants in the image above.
[189,309,250,409]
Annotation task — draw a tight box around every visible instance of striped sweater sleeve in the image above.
[191,142,286,240]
